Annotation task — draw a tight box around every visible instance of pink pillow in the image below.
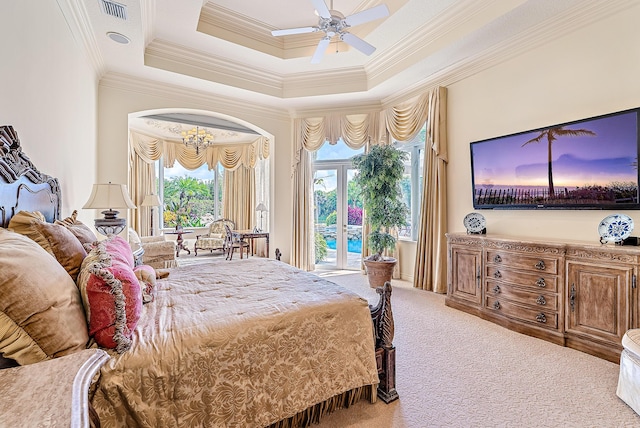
[103,235,135,268]
[77,238,142,352]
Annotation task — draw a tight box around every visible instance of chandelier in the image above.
[181,126,214,154]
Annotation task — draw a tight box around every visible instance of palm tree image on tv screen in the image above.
[471,109,640,209]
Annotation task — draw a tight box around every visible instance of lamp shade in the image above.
[83,183,135,236]
[141,194,162,207]
[256,202,268,212]
[82,183,136,210]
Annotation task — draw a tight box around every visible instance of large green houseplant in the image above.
[352,144,409,287]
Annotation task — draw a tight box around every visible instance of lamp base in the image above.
[95,211,126,236]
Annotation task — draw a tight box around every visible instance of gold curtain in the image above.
[129,130,269,236]
[413,87,448,293]
[128,132,161,236]
[291,119,314,270]
[223,165,255,230]
[290,113,378,270]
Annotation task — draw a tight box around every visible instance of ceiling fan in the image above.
[271,0,390,64]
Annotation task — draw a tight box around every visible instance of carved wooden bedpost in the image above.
[369,281,398,403]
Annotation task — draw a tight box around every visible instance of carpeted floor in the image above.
[177,254,640,427]
[313,270,640,428]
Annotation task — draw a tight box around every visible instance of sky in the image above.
[164,162,218,180]
[472,110,638,188]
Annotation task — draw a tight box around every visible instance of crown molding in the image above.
[145,39,375,98]
[140,0,155,45]
[197,1,408,60]
[56,0,106,76]
[367,0,498,86]
[380,0,638,107]
[145,39,284,97]
[99,72,291,123]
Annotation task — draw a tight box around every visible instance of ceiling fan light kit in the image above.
[271,0,389,64]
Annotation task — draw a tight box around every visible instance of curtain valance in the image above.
[129,130,270,171]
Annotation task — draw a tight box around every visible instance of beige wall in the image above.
[97,78,293,261]
[5,2,640,274]
[0,1,98,225]
[446,4,640,244]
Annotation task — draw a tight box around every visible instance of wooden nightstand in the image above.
[0,349,109,427]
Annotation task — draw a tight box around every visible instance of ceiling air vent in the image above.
[99,0,127,20]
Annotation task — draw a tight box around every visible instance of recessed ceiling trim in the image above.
[99,72,291,122]
[145,39,284,97]
[145,39,376,98]
[197,1,407,60]
[143,113,261,135]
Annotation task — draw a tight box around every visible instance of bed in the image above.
[0,125,397,427]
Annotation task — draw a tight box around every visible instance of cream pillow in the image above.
[0,228,89,365]
[7,211,51,254]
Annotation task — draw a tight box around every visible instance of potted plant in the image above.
[352,144,409,287]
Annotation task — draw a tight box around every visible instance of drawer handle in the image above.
[493,285,501,294]
[536,277,546,288]
[536,295,546,306]
[494,270,502,279]
[536,313,547,323]
[494,255,502,263]
[493,301,501,310]
[535,260,546,270]
[570,284,576,312]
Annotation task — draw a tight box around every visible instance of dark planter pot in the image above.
[364,258,397,288]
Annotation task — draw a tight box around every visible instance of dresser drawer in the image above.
[486,250,559,274]
[486,280,558,311]
[485,266,558,292]
[486,296,559,329]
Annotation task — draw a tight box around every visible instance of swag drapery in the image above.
[291,87,448,293]
[128,130,269,236]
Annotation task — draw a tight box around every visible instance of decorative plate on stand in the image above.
[463,212,486,234]
[598,213,634,244]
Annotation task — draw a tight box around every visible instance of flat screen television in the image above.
[470,107,640,210]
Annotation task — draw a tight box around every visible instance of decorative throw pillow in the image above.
[0,228,89,365]
[78,238,142,352]
[55,210,97,246]
[7,210,50,253]
[134,264,157,303]
[30,221,87,282]
[103,235,135,268]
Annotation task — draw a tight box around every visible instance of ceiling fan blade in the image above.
[340,32,376,56]
[271,27,317,37]
[343,4,390,27]
[311,37,331,64]
[311,0,331,19]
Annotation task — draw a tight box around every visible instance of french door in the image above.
[313,163,362,270]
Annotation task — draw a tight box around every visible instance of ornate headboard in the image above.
[0,126,61,227]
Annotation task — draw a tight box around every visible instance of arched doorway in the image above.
[127,108,272,243]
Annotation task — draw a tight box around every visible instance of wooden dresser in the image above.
[446,233,640,363]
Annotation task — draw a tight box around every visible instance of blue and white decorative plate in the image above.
[463,212,486,234]
[598,213,634,244]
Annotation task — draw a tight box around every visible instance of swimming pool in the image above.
[325,238,362,253]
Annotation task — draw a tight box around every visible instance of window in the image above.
[158,161,224,229]
[394,123,426,241]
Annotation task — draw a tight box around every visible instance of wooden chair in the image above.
[194,219,235,256]
[224,224,249,260]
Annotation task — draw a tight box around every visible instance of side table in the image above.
[164,229,194,257]
[231,229,269,259]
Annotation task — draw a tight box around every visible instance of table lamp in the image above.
[83,182,136,236]
[256,202,268,232]
[142,193,162,236]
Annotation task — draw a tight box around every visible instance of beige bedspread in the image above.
[91,258,379,427]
